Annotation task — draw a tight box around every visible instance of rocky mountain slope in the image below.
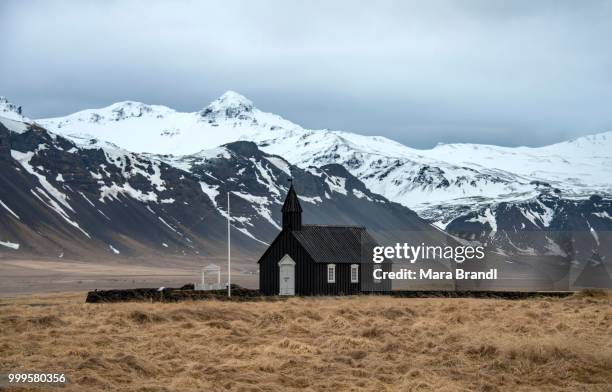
[0,112,444,261]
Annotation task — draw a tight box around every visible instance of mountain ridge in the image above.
[2,93,611,275]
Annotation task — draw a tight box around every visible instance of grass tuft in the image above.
[0,292,610,391]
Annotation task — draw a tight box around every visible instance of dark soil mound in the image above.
[86,284,262,303]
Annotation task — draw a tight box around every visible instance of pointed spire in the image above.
[282,179,302,212]
[282,179,302,230]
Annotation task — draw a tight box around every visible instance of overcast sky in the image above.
[1,0,611,148]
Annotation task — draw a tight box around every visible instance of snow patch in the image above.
[0,241,20,250]
[233,192,280,229]
[79,192,96,207]
[97,209,111,220]
[0,199,20,219]
[90,171,103,180]
[587,221,600,246]
[325,175,347,195]
[99,182,158,203]
[593,211,612,219]
[298,195,322,204]
[233,192,269,205]
[431,220,450,230]
[12,149,75,212]
[544,237,567,256]
[30,188,91,238]
[13,148,91,238]
[252,158,281,196]
[158,216,180,234]
[0,117,30,133]
[352,189,372,201]
[264,156,291,176]
[0,240,20,250]
[535,199,554,227]
[200,182,219,207]
[466,208,497,236]
[233,226,268,245]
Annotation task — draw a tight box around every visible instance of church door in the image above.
[278,254,296,296]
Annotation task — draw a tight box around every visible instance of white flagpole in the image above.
[227,192,231,297]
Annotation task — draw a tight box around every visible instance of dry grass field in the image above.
[1,291,611,392]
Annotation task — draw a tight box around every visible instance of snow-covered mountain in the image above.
[39,91,302,156]
[0,114,441,261]
[2,93,610,288]
[38,92,612,226]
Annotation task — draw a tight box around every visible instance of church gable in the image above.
[256,229,310,266]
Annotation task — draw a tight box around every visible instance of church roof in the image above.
[291,224,379,263]
[282,184,302,213]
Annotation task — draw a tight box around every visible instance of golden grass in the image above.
[1,292,611,391]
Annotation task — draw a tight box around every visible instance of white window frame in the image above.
[327,264,336,283]
[350,264,359,283]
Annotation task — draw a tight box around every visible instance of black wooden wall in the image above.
[258,231,392,295]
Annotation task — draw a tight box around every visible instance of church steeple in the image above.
[282,179,302,231]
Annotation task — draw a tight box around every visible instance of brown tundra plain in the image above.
[0,291,611,392]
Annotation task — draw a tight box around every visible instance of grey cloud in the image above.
[1,0,611,148]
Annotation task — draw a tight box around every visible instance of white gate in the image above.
[278,254,296,296]
[194,263,224,291]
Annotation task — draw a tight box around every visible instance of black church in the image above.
[257,183,392,296]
